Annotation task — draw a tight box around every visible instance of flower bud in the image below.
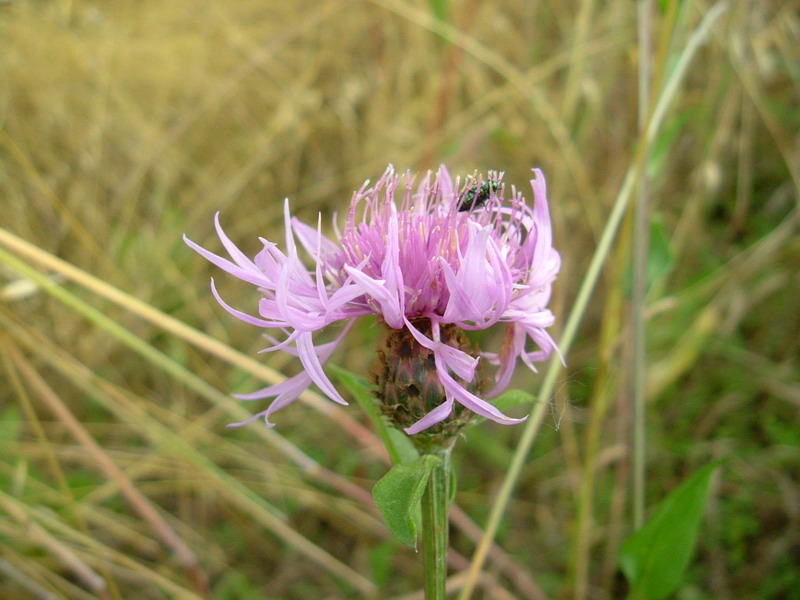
[375,320,484,448]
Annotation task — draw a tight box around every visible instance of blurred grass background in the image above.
[1,0,798,598]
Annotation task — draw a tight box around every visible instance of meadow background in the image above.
[1,1,798,598]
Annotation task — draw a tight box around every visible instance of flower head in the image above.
[184,165,560,436]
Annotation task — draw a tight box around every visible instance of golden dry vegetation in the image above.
[1,1,798,598]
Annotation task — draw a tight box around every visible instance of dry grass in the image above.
[1,0,798,598]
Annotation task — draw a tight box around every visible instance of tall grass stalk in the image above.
[632,0,654,533]
[0,245,377,596]
[457,5,729,597]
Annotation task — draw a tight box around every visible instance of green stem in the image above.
[421,446,452,600]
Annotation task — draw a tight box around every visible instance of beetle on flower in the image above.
[184,165,560,441]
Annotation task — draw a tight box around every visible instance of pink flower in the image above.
[184,166,560,435]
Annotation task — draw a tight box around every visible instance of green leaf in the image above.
[647,216,674,286]
[330,364,406,465]
[0,405,22,447]
[620,461,722,600]
[387,427,419,465]
[492,389,536,412]
[622,215,676,297]
[647,111,690,179]
[328,364,375,409]
[373,454,441,548]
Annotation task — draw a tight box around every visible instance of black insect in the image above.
[458,180,500,212]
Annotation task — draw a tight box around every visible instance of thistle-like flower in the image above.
[185,166,560,439]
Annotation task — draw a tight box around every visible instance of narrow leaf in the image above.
[330,364,405,465]
[620,461,722,600]
[647,216,674,286]
[373,455,441,548]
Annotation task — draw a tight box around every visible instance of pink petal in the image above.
[295,332,347,405]
[403,396,455,435]
[184,234,271,289]
[434,353,525,425]
[343,266,403,328]
[210,279,285,328]
[403,318,477,381]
